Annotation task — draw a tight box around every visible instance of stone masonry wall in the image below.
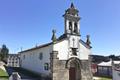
[50,51,69,80]
[50,51,93,80]
[81,60,93,80]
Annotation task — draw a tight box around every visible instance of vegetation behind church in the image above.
[0,44,9,62]
[91,55,120,63]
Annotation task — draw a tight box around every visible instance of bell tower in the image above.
[63,3,80,36]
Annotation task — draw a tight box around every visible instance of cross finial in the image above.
[86,35,91,46]
[71,2,75,8]
[51,29,57,43]
[52,29,56,34]
[87,35,90,39]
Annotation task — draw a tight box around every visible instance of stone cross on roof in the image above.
[71,2,75,8]
[51,29,57,43]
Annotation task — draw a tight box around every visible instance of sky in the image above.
[0,0,120,56]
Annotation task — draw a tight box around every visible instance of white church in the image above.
[19,3,93,80]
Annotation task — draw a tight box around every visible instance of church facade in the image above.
[19,3,93,80]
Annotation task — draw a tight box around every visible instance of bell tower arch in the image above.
[63,3,80,36]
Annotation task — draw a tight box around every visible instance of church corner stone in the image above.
[50,51,69,80]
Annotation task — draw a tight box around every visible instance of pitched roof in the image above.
[98,61,120,67]
[8,54,19,57]
[57,34,92,49]
[80,39,92,49]
[98,61,111,66]
[19,34,91,53]
[57,34,67,40]
[19,42,52,53]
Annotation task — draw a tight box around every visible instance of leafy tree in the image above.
[0,44,9,61]
[109,54,120,60]
[109,55,116,60]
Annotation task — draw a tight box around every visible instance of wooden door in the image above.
[69,67,76,80]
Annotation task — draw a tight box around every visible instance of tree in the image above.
[109,54,120,60]
[0,44,9,61]
[109,55,115,59]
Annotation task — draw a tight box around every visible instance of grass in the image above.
[0,68,8,76]
[100,77,112,80]
[93,76,112,80]
[0,68,9,80]
[0,78,8,80]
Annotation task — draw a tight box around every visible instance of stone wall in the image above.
[50,51,69,80]
[80,60,93,80]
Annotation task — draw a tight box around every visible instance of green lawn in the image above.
[0,78,8,80]
[0,68,9,80]
[100,77,112,80]
[0,68,8,76]
[94,77,112,80]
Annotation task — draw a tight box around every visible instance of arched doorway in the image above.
[66,57,81,80]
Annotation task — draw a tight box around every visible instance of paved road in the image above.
[5,67,41,80]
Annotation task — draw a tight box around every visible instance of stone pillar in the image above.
[50,51,69,80]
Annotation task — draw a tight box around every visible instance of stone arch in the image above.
[66,57,81,80]
[65,57,81,69]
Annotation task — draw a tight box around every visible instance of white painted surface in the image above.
[54,40,69,60]
[98,61,120,66]
[53,37,91,60]
[20,45,53,76]
[79,42,91,60]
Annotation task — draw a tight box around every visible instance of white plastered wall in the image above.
[53,40,69,60]
[53,39,91,60]
[20,45,53,76]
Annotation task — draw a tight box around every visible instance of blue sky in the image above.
[0,0,120,56]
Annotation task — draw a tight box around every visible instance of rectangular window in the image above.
[44,63,49,70]
[72,48,77,55]
[39,53,43,60]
